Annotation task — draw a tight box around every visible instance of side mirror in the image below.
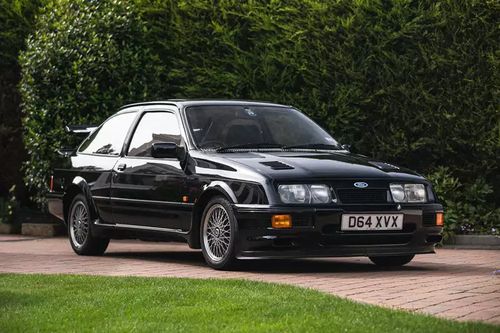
[151,142,179,159]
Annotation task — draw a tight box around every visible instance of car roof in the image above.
[117,99,291,113]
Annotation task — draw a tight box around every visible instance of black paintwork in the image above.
[47,100,443,258]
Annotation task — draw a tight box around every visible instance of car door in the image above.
[110,108,192,231]
[75,110,138,223]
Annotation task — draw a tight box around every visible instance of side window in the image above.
[128,112,181,157]
[79,112,136,155]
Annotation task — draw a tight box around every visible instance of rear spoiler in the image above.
[56,147,75,157]
[64,124,98,135]
[57,125,98,157]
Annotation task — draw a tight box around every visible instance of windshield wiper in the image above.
[283,143,342,150]
[216,143,284,152]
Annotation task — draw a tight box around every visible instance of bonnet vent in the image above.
[260,161,294,170]
[368,161,400,171]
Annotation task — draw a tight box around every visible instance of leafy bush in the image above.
[427,167,499,238]
[20,0,163,206]
[0,186,18,224]
[20,0,498,234]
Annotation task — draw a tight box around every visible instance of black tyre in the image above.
[200,196,238,270]
[68,194,109,255]
[369,255,415,267]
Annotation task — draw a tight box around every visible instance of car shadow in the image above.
[104,251,208,268]
[104,250,435,274]
[240,258,434,274]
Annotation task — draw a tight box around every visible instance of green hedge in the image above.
[20,0,499,234]
[20,0,163,206]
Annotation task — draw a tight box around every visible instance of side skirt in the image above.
[93,220,189,242]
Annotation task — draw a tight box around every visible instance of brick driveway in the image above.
[0,235,499,324]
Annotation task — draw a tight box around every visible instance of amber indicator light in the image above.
[272,215,292,228]
[436,212,444,226]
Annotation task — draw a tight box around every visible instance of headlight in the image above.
[389,184,406,202]
[390,183,427,203]
[278,184,333,204]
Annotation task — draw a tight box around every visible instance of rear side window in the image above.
[78,112,136,155]
[127,112,181,157]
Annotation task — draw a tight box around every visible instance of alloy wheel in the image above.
[203,203,232,262]
[69,201,89,248]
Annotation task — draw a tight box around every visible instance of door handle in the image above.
[117,163,127,171]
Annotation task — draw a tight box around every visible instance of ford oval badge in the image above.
[354,182,368,188]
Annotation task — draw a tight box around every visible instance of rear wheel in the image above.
[68,194,109,255]
[200,196,238,270]
[369,255,415,267]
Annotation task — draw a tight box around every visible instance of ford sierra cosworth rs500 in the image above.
[48,100,444,269]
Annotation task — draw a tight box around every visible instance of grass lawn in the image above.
[0,274,498,333]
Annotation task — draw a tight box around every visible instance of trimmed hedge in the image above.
[20,0,163,206]
[20,0,499,233]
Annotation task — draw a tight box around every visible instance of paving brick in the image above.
[21,223,65,237]
[0,235,499,325]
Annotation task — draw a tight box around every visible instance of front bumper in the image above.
[233,203,443,259]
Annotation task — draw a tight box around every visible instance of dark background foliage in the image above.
[0,0,46,200]
[6,0,500,233]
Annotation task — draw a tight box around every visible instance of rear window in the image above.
[78,112,136,155]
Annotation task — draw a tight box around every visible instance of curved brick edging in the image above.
[0,235,499,325]
[445,235,500,250]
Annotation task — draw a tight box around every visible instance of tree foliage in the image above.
[20,0,499,232]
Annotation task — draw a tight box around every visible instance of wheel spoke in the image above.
[70,201,89,248]
[203,203,232,263]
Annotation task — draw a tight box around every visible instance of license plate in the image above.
[341,214,403,231]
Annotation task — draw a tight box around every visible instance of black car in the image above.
[48,100,443,269]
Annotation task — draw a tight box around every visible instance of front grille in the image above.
[337,189,388,204]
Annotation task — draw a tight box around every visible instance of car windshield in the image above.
[185,105,340,151]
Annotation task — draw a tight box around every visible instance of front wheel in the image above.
[68,194,109,256]
[369,255,415,267]
[200,196,238,270]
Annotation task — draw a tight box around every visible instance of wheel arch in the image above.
[188,184,236,249]
[63,177,99,224]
